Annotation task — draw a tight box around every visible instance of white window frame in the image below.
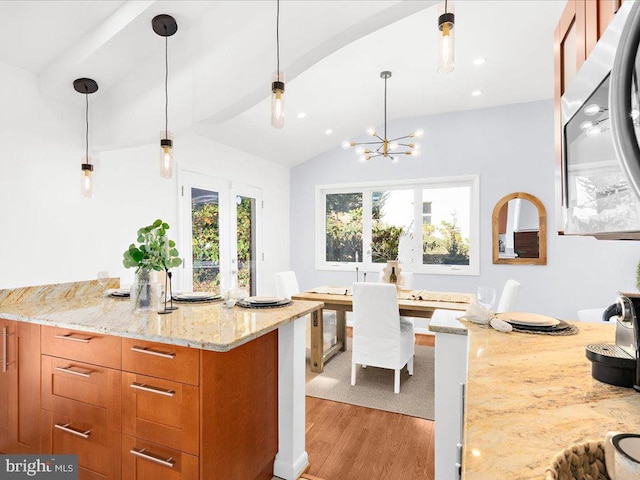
[315,175,480,276]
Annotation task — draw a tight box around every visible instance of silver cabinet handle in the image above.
[130,382,175,397]
[130,346,175,359]
[55,366,92,378]
[130,447,175,468]
[54,333,91,343]
[54,423,91,439]
[2,327,15,373]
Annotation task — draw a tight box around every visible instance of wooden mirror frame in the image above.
[492,192,547,265]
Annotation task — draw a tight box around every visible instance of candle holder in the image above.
[158,270,178,314]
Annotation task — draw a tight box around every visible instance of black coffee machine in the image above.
[585,293,640,390]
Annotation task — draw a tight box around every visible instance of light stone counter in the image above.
[0,280,322,352]
[463,321,640,479]
[428,312,468,336]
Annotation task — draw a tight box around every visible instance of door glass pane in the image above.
[422,186,471,266]
[325,193,362,262]
[371,189,413,263]
[236,195,256,296]
[191,187,220,293]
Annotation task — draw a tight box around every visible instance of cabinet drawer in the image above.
[122,339,198,385]
[41,326,121,369]
[122,372,198,455]
[41,410,121,480]
[41,355,121,427]
[122,435,198,480]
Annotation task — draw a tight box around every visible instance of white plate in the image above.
[247,296,285,304]
[174,292,217,299]
[496,312,560,327]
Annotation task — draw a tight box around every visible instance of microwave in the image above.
[561,1,640,239]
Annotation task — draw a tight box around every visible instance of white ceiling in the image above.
[0,0,566,168]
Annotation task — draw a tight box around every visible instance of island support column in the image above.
[274,312,310,479]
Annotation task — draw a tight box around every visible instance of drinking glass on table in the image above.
[476,286,496,311]
[97,271,110,296]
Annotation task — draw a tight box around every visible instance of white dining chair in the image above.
[495,279,521,313]
[275,271,337,348]
[351,282,415,394]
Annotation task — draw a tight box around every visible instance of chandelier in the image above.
[342,71,423,163]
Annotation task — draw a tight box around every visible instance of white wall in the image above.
[0,62,290,294]
[290,100,640,321]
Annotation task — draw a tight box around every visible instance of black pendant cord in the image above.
[444,0,448,14]
[276,0,280,82]
[165,33,169,139]
[85,92,89,163]
[384,76,387,142]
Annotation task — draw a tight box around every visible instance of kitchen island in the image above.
[430,316,640,480]
[0,280,322,480]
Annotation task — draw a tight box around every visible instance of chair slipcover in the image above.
[351,282,414,394]
[496,279,521,313]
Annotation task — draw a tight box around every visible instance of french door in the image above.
[179,171,262,295]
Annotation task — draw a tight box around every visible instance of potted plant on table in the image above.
[122,219,182,312]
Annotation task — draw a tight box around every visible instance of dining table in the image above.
[292,286,474,373]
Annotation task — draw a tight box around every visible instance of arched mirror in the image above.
[492,192,547,265]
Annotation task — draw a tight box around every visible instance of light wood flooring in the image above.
[302,333,436,480]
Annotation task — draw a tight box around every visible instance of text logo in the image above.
[0,455,77,479]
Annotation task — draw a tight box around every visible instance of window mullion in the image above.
[362,189,373,269]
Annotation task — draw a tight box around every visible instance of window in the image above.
[316,176,479,275]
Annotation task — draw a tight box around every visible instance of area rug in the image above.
[305,339,435,420]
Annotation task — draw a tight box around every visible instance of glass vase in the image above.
[130,269,162,312]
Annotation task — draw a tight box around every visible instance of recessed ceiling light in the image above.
[325,129,333,135]
[297,112,307,119]
[471,90,483,97]
[473,57,487,66]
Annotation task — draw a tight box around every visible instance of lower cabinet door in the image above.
[122,435,198,480]
[41,410,121,480]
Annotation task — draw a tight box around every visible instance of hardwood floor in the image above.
[302,332,436,480]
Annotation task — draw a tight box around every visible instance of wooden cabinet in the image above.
[554,0,623,232]
[0,319,41,454]
[122,435,199,480]
[40,326,122,480]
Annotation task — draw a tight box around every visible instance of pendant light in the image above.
[437,0,455,73]
[342,71,423,163]
[271,0,285,128]
[152,14,178,178]
[73,78,98,198]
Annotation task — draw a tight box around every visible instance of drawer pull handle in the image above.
[130,382,175,397]
[55,366,92,378]
[130,448,175,468]
[54,333,91,343]
[130,346,175,359]
[54,423,91,439]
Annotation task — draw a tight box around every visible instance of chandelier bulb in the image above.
[81,160,93,198]
[341,140,352,149]
[271,72,286,129]
[391,156,399,164]
[358,155,367,163]
[366,126,376,136]
[389,141,399,151]
[159,135,174,178]
[412,128,425,138]
[437,1,455,74]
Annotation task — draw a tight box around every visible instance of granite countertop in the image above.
[0,281,322,352]
[462,321,640,479]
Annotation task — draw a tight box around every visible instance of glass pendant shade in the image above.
[81,158,93,198]
[437,2,455,74]
[271,71,285,129]
[159,132,174,179]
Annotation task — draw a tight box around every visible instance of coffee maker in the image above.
[585,293,640,390]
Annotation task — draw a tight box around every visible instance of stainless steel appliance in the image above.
[561,2,640,238]
[586,293,640,389]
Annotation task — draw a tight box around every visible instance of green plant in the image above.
[122,219,182,272]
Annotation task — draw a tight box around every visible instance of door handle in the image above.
[54,333,92,343]
[130,382,175,397]
[55,366,92,378]
[130,346,176,359]
[54,423,91,439]
[130,448,175,468]
[2,327,15,373]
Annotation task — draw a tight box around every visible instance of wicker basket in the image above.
[544,440,609,480]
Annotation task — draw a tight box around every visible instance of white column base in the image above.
[275,315,308,480]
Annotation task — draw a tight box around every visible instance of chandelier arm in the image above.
[353,141,385,146]
[373,134,385,142]
[388,134,413,142]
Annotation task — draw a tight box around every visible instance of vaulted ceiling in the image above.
[0,0,566,167]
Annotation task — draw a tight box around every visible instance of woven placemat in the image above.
[512,323,579,336]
